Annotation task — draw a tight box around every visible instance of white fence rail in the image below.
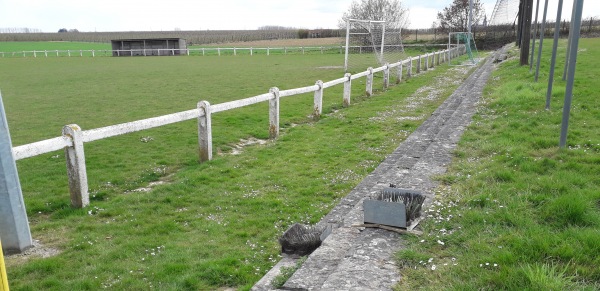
[11,46,464,208]
[0,44,448,58]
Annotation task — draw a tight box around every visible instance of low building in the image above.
[111,38,187,56]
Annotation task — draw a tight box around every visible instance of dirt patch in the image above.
[5,239,61,263]
[218,137,268,156]
[317,66,344,69]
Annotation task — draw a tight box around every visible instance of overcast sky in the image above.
[0,0,597,32]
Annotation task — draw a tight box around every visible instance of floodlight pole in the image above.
[559,0,585,148]
[0,91,33,254]
[468,0,473,35]
[545,0,564,110]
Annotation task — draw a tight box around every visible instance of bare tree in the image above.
[340,0,410,29]
[436,0,485,33]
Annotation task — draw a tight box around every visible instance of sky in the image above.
[0,0,597,32]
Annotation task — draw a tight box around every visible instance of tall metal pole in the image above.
[546,0,564,110]
[0,91,33,254]
[562,1,577,81]
[534,0,549,82]
[468,0,473,34]
[559,0,585,148]
[530,0,541,71]
[520,0,534,65]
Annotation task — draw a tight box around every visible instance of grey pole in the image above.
[562,1,577,81]
[530,0,541,71]
[559,0,584,148]
[0,91,33,253]
[534,0,549,82]
[469,0,473,35]
[546,0,564,110]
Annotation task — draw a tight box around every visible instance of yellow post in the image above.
[0,239,8,291]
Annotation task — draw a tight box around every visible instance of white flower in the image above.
[437,240,445,245]
[431,265,437,270]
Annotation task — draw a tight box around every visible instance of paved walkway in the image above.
[253,47,506,291]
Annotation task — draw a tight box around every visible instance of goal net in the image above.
[448,32,480,66]
[344,19,406,73]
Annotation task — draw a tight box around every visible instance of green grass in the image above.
[0,42,110,52]
[394,38,600,290]
[1,42,471,290]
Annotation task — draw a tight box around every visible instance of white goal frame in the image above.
[344,18,387,72]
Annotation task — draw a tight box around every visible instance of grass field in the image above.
[395,38,600,289]
[0,41,465,290]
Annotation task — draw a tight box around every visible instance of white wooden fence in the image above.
[0,44,448,58]
[11,46,464,208]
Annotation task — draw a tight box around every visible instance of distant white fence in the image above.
[11,46,464,208]
[0,44,447,58]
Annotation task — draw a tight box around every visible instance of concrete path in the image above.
[253,47,506,291]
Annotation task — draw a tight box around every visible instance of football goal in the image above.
[344,18,406,73]
[448,32,480,66]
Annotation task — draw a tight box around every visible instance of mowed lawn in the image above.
[0,43,467,289]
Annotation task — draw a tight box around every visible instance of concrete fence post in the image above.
[343,73,352,107]
[313,81,324,119]
[198,101,212,163]
[383,63,390,90]
[0,92,33,253]
[424,54,429,71]
[366,67,374,97]
[396,62,403,84]
[269,87,280,139]
[62,124,89,208]
[417,56,421,74]
[407,57,413,78]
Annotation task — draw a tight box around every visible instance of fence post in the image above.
[424,54,429,71]
[313,80,323,119]
[269,87,280,139]
[407,57,413,78]
[62,124,89,208]
[198,101,212,163]
[92,50,95,57]
[383,63,390,89]
[417,56,422,74]
[267,47,270,56]
[396,62,403,84]
[343,73,352,107]
[366,67,374,97]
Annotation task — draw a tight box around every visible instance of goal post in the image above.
[344,18,405,72]
[448,32,480,66]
